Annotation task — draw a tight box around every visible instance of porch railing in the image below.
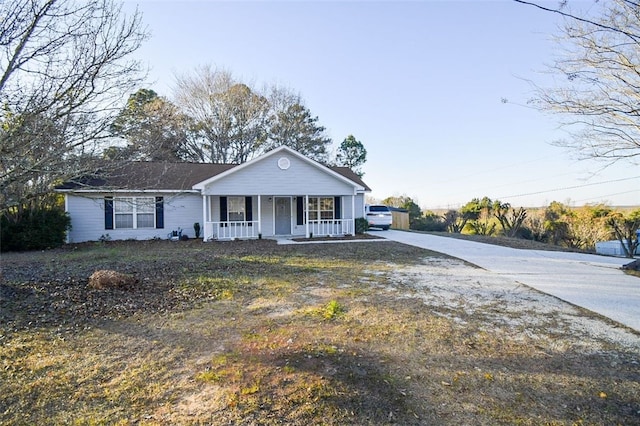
[204,219,354,240]
[308,219,353,237]
[205,221,260,240]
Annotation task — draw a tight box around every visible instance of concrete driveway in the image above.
[380,230,640,332]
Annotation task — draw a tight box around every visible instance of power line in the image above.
[497,175,640,200]
[429,155,559,185]
[449,170,579,197]
[573,189,640,204]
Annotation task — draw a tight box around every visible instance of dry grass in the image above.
[1,239,639,425]
[425,231,591,252]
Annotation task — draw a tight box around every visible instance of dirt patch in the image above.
[425,231,592,252]
[1,239,639,425]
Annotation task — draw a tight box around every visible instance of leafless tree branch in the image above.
[0,0,148,211]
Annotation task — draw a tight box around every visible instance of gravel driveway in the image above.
[381,230,640,332]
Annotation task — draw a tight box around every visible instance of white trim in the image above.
[277,157,291,170]
[352,195,356,222]
[201,195,207,241]
[55,189,200,194]
[206,221,260,240]
[305,194,309,238]
[192,146,365,192]
[257,194,262,236]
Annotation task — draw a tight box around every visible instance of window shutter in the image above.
[155,197,164,229]
[245,196,253,222]
[104,197,114,230]
[334,196,341,219]
[220,197,227,221]
[296,196,304,225]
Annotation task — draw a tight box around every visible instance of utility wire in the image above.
[574,189,640,204]
[497,175,640,200]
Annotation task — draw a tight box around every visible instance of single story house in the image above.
[56,146,371,243]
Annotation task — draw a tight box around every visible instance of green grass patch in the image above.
[323,300,345,320]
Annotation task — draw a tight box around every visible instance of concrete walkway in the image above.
[379,230,640,332]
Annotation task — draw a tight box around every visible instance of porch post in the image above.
[201,195,207,241]
[351,194,356,234]
[257,194,262,237]
[305,194,310,238]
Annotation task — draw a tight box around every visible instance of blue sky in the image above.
[124,0,639,209]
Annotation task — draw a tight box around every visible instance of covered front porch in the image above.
[202,194,357,241]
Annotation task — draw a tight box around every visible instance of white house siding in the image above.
[203,154,355,196]
[65,192,202,243]
[65,195,106,243]
[354,193,365,217]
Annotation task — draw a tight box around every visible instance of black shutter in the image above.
[334,196,341,219]
[104,197,113,230]
[155,197,164,229]
[245,196,253,222]
[296,196,304,225]
[220,196,227,221]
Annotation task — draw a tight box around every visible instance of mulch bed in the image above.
[291,233,383,242]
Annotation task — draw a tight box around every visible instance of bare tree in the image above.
[515,0,640,163]
[174,69,334,164]
[173,66,271,164]
[0,0,148,211]
[607,209,640,258]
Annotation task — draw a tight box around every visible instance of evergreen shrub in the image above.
[1,207,71,251]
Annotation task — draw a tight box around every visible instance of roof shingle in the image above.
[57,161,370,192]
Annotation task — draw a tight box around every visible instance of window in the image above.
[114,197,133,228]
[228,196,245,221]
[219,197,252,223]
[136,198,155,228]
[305,197,334,222]
[320,197,334,220]
[308,197,319,221]
[113,197,155,229]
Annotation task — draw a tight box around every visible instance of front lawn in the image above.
[1,239,638,425]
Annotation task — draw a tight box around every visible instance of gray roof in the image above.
[57,161,371,192]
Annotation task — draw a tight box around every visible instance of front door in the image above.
[274,197,292,235]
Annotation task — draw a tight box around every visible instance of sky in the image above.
[123,0,639,209]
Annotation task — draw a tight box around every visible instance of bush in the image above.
[1,207,71,251]
[412,212,447,232]
[323,300,345,320]
[355,217,369,234]
[515,226,534,241]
